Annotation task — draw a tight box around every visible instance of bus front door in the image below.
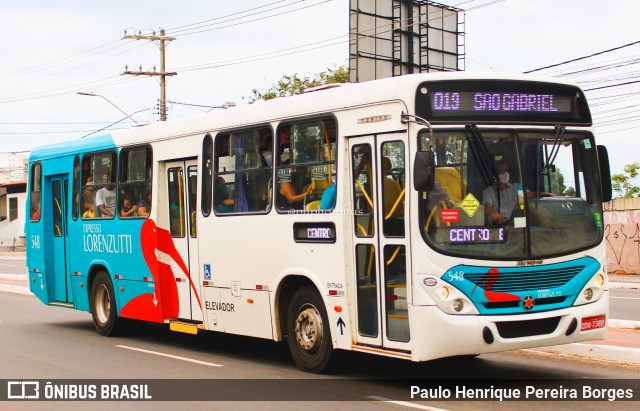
[349,134,410,351]
[49,174,72,304]
[163,159,202,322]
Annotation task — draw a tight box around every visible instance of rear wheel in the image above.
[90,271,130,336]
[286,286,334,373]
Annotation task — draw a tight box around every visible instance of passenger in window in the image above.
[278,166,312,210]
[261,136,273,167]
[83,176,95,202]
[96,174,116,217]
[215,177,234,212]
[31,201,41,221]
[137,191,152,217]
[119,195,138,218]
[82,199,96,219]
[483,162,518,224]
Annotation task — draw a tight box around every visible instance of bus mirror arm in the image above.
[597,145,612,202]
[402,113,436,192]
[414,150,435,192]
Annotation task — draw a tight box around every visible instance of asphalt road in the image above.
[1,292,639,410]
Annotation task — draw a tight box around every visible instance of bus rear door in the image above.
[48,174,72,304]
[348,134,411,352]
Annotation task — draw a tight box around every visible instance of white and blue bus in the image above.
[26,72,612,373]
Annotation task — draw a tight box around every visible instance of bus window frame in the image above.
[213,124,274,216]
[201,133,214,217]
[29,162,42,223]
[275,114,339,214]
[72,156,81,221]
[118,145,153,220]
[81,150,118,220]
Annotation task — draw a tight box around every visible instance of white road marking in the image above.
[116,345,223,367]
[611,296,640,300]
[367,396,450,411]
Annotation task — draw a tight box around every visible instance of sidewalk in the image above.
[1,252,639,366]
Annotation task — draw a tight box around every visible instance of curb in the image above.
[0,284,32,296]
[523,344,640,366]
[608,319,640,329]
[611,282,640,290]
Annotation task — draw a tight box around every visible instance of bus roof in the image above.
[30,133,115,162]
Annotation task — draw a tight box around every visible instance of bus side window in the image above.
[80,151,117,219]
[29,163,42,222]
[381,141,405,237]
[276,118,337,212]
[214,127,272,214]
[119,146,152,219]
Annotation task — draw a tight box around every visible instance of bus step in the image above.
[168,320,203,335]
[49,301,74,308]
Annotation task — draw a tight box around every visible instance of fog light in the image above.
[584,288,593,301]
[438,286,449,300]
[423,277,437,287]
[595,274,605,287]
[453,299,464,312]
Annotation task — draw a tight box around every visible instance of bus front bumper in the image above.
[409,292,609,362]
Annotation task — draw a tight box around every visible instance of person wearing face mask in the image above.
[483,162,518,224]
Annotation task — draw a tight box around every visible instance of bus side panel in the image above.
[26,218,48,304]
[218,288,273,339]
[116,218,187,323]
[70,218,167,323]
[70,274,89,311]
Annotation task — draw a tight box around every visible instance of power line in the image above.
[584,80,640,92]
[166,0,313,36]
[524,40,640,74]
[0,38,125,80]
[0,75,144,104]
[166,0,294,32]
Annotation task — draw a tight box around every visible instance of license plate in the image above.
[581,315,606,331]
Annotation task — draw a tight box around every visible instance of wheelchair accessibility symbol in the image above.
[204,264,211,280]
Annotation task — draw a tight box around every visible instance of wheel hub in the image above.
[295,306,323,353]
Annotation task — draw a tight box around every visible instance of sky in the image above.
[1,0,639,177]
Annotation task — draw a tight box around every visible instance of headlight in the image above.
[583,288,594,301]
[595,273,605,287]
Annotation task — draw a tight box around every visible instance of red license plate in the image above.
[581,315,606,331]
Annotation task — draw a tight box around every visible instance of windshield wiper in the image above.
[543,125,565,173]
[467,125,499,187]
[534,125,565,207]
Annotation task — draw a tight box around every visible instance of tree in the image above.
[246,65,349,103]
[612,162,640,198]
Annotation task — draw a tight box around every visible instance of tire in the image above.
[286,286,335,373]
[90,271,130,336]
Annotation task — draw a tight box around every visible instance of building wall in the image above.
[0,191,26,250]
[603,198,640,274]
[0,153,28,184]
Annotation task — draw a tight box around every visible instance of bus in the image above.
[26,72,612,373]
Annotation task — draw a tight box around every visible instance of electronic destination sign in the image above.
[415,80,592,125]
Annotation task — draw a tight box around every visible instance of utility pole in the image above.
[122,28,176,121]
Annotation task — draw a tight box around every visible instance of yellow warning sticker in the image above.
[460,193,480,217]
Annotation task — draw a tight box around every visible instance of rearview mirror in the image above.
[597,145,612,202]
[413,150,435,192]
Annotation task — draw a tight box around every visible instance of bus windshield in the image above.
[418,128,604,260]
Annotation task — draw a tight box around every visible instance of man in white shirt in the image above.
[96,179,116,217]
[483,162,518,224]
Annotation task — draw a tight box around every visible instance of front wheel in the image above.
[90,271,130,336]
[286,286,335,373]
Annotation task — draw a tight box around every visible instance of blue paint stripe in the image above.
[30,134,115,161]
